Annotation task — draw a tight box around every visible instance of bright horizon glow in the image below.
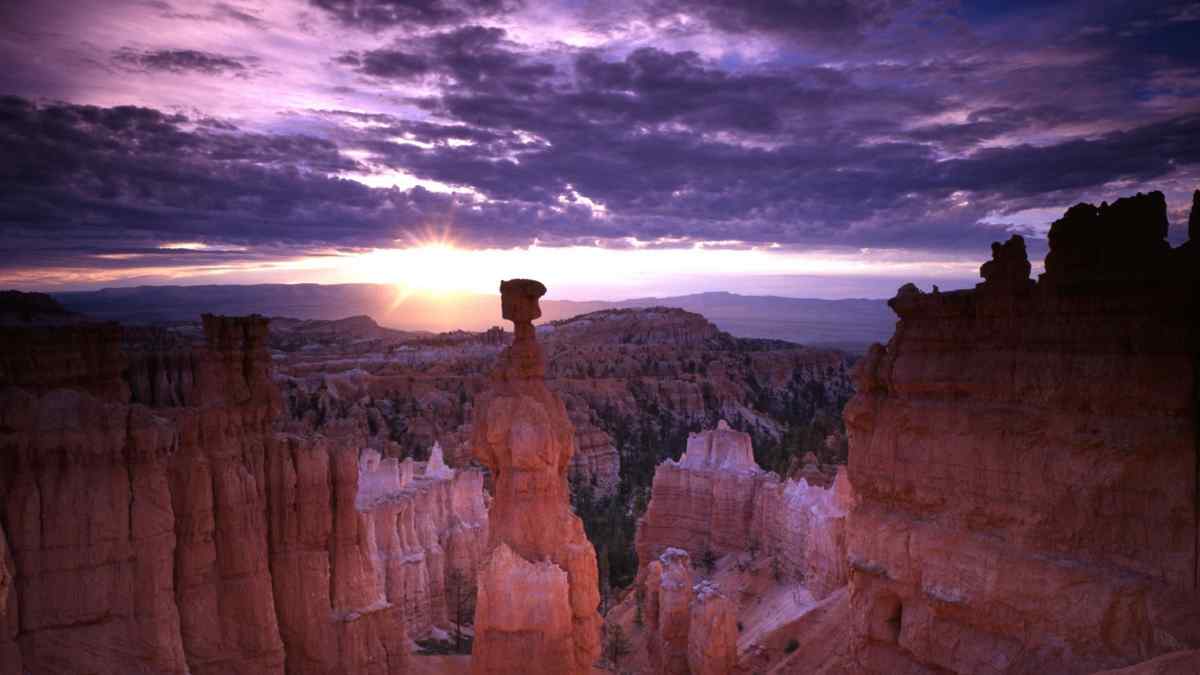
[315,239,984,299]
[1,239,990,300]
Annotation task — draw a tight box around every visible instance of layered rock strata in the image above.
[562,394,621,496]
[641,548,737,675]
[843,192,1200,674]
[0,314,487,674]
[0,521,15,670]
[635,421,851,597]
[751,468,854,598]
[685,581,737,675]
[354,447,488,637]
[468,279,602,675]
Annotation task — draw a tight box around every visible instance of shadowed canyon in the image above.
[2,190,1199,674]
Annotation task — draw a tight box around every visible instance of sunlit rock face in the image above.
[678,420,757,471]
[0,316,411,674]
[635,424,766,573]
[353,444,488,639]
[751,468,854,599]
[425,440,455,479]
[635,422,851,598]
[469,279,602,675]
[843,193,1200,674]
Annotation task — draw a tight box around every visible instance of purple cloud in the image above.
[0,0,1197,287]
[114,48,259,76]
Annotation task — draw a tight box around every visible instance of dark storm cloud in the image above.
[906,105,1080,152]
[641,0,914,45]
[332,28,1200,249]
[2,0,1199,283]
[337,49,433,78]
[940,115,1200,201]
[0,96,608,270]
[310,0,522,30]
[338,26,555,95]
[114,48,258,76]
[0,96,401,260]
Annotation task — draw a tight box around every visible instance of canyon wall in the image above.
[468,279,601,675]
[750,469,854,599]
[635,421,850,597]
[274,306,853,495]
[0,314,486,674]
[355,447,489,637]
[843,192,1200,674]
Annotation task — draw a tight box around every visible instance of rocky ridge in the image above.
[269,303,853,595]
[272,305,853,494]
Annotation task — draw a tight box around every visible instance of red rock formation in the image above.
[1091,650,1200,675]
[0,315,418,674]
[645,548,694,675]
[635,421,851,598]
[686,581,737,675]
[474,543,577,666]
[635,423,767,571]
[469,279,602,675]
[640,548,738,675]
[561,393,621,497]
[274,306,851,495]
[0,520,18,673]
[0,321,127,399]
[750,468,853,599]
[843,192,1200,674]
[267,435,408,675]
[354,448,488,638]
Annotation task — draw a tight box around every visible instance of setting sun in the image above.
[365,242,494,297]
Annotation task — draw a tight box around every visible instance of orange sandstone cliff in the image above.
[843,191,1200,674]
[0,314,487,674]
[468,279,602,675]
[635,421,852,599]
[641,548,738,675]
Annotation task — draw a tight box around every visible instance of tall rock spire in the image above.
[469,279,601,675]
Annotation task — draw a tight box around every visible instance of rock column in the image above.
[469,279,602,675]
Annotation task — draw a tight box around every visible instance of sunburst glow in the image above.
[330,236,982,302]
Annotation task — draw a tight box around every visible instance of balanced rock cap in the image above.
[500,278,547,324]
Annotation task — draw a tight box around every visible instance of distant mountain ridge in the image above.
[53,283,894,353]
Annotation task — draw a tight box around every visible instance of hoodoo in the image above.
[468,279,602,674]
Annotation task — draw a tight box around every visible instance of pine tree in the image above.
[605,623,632,668]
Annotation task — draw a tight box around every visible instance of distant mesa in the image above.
[0,290,86,325]
[53,284,896,353]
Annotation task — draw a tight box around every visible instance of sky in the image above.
[1,0,1198,299]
